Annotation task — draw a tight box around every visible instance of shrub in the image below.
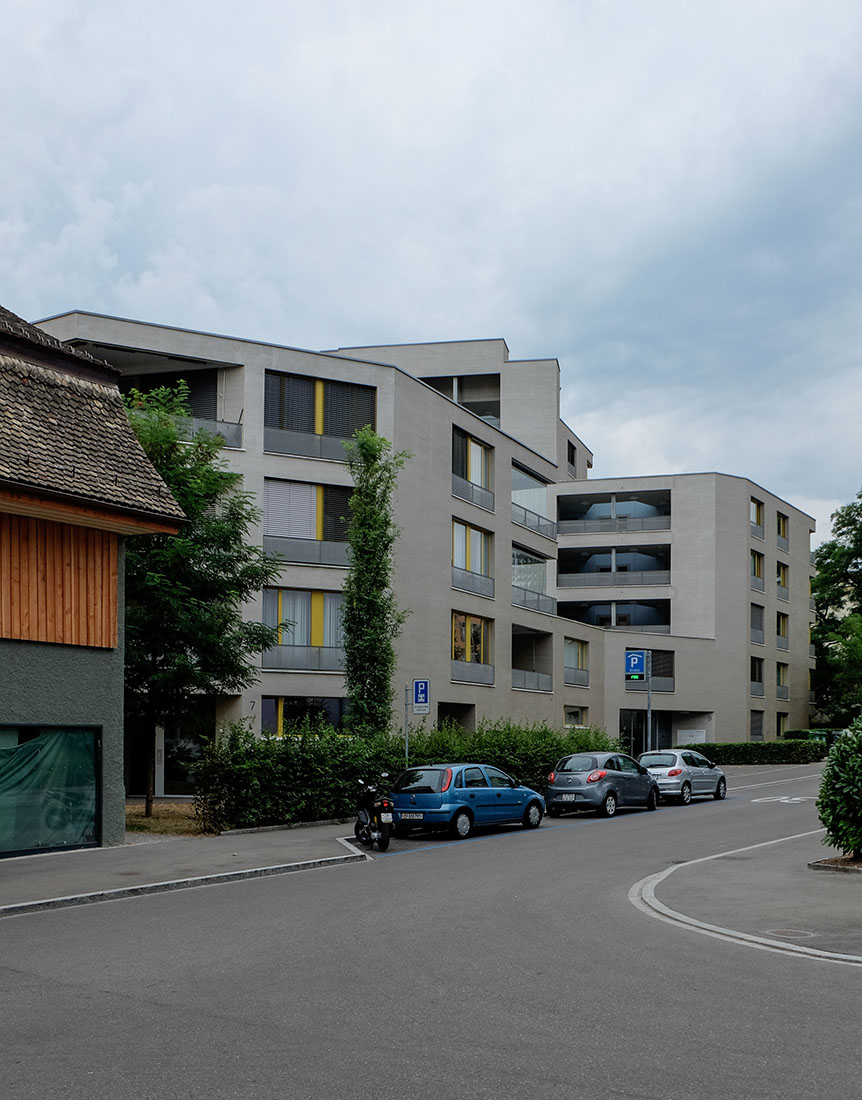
[192,718,614,831]
[675,741,826,765]
[817,721,862,860]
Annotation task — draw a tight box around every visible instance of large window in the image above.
[750,550,764,591]
[452,612,491,664]
[453,427,492,489]
[512,547,547,594]
[453,520,491,576]
[776,561,789,597]
[777,611,789,650]
[264,480,351,542]
[750,497,764,537]
[750,656,764,696]
[750,603,765,644]
[263,589,344,647]
[262,696,348,735]
[265,371,375,437]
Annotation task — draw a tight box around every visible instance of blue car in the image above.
[390,763,544,839]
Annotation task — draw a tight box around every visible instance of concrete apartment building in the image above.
[36,311,816,793]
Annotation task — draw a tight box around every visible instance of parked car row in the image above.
[388,750,727,838]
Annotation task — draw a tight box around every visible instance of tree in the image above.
[124,383,283,814]
[341,426,410,736]
[817,720,862,861]
[812,488,862,726]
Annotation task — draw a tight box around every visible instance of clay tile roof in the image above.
[0,352,186,524]
[0,303,119,376]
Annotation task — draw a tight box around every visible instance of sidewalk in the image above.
[0,821,364,918]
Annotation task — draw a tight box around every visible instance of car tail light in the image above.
[667,768,682,777]
[587,770,608,783]
[548,771,556,783]
[441,768,453,792]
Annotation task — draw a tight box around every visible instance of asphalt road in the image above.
[4,764,860,1100]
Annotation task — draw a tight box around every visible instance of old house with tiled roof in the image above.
[0,304,184,856]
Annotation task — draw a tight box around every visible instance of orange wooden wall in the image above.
[0,515,118,648]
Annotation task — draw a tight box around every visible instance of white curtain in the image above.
[323,593,344,647]
[281,590,311,645]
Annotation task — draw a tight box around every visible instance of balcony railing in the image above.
[809,643,816,657]
[750,576,765,592]
[557,570,670,588]
[512,585,556,615]
[777,685,790,700]
[750,628,765,644]
[512,669,553,692]
[751,522,764,539]
[626,676,675,693]
[263,645,344,671]
[777,535,789,552]
[777,584,789,602]
[750,682,765,697]
[178,417,243,448]
[264,426,348,461]
[451,659,494,685]
[263,536,349,566]
[564,667,590,687]
[557,516,671,535]
[512,502,557,540]
[452,566,495,599]
[452,474,494,512]
[607,623,671,633]
[777,635,789,651]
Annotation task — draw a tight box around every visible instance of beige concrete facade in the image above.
[37,311,815,771]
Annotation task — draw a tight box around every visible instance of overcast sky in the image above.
[3,1,860,542]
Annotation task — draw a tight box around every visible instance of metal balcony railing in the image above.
[777,585,789,602]
[564,667,590,687]
[557,516,671,535]
[451,659,494,685]
[626,676,675,693]
[452,474,495,512]
[512,585,556,615]
[452,566,495,599]
[512,502,557,540]
[264,426,348,461]
[178,417,243,448]
[777,685,790,700]
[750,682,765,697]
[750,629,765,644]
[777,636,790,651]
[262,645,344,671]
[262,536,349,566]
[557,570,670,588]
[512,669,553,692]
[750,576,765,592]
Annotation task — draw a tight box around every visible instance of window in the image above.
[777,561,789,597]
[750,656,764,696]
[452,520,491,576]
[750,710,764,741]
[567,441,577,472]
[564,706,588,727]
[750,603,765,643]
[452,612,491,664]
[777,612,789,638]
[453,427,492,489]
[777,662,789,700]
[265,371,375,437]
[512,546,547,594]
[750,497,764,537]
[262,696,348,734]
[263,589,344,647]
[750,550,764,590]
[777,712,788,738]
[263,480,350,542]
[564,638,588,670]
[511,465,549,516]
[777,512,789,543]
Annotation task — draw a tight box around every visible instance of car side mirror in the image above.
[707,762,715,769]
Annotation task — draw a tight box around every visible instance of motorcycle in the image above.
[354,774,393,852]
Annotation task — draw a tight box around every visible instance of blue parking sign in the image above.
[413,679,430,714]
[625,651,646,680]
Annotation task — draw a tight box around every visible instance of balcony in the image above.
[452,566,495,599]
[451,659,494,685]
[263,536,349,566]
[264,426,348,461]
[564,667,590,687]
[178,417,243,448]
[263,645,344,671]
[557,570,671,588]
[452,474,494,512]
[512,669,553,692]
[512,502,556,540]
[557,515,671,535]
[512,585,556,615]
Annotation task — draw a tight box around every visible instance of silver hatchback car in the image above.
[638,749,727,804]
[545,752,659,817]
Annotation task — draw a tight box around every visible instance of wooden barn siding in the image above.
[0,515,118,648]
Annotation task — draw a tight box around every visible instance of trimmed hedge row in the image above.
[677,740,827,765]
[192,718,615,833]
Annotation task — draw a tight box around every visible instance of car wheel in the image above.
[645,787,658,812]
[599,792,617,817]
[714,777,727,800]
[679,782,692,805]
[522,801,543,829]
[451,809,473,839]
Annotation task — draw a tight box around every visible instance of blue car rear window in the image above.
[393,768,445,793]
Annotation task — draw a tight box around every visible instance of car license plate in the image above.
[380,812,393,823]
[400,812,423,820]
[560,793,576,802]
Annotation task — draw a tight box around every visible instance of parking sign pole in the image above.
[404,682,409,765]
[646,650,653,753]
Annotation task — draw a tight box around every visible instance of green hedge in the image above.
[676,740,827,765]
[192,718,615,832]
[817,721,862,859]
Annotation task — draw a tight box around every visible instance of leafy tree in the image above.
[812,488,862,726]
[124,383,283,814]
[341,426,410,736]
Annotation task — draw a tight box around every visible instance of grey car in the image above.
[638,749,727,804]
[545,752,659,818]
